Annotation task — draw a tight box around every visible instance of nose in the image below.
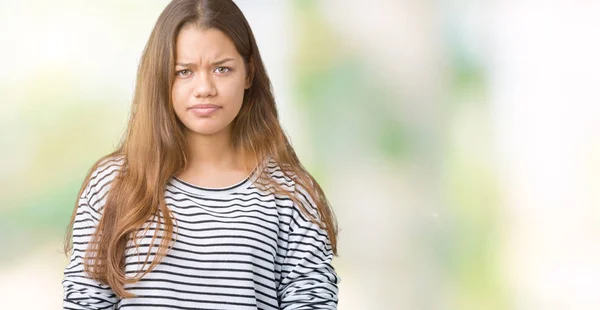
[193,71,217,98]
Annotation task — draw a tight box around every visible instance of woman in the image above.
[62,0,340,309]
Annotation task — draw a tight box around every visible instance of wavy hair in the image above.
[64,0,338,298]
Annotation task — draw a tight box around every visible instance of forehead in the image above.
[174,25,241,61]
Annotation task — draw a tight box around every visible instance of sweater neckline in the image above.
[169,156,270,197]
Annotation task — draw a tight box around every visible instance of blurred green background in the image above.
[1,1,599,309]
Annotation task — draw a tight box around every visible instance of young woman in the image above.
[62,0,339,309]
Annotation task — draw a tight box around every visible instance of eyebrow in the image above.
[175,58,235,67]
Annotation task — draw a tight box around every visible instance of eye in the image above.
[214,67,231,74]
[176,69,192,77]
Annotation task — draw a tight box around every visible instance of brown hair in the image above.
[64,0,338,298]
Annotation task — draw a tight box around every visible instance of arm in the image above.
[278,184,340,310]
[63,184,118,309]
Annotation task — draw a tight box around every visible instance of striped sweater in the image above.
[62,157,339,309]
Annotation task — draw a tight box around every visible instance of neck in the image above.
[183,128,254,173]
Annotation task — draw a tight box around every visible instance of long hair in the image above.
[64,0,338,299]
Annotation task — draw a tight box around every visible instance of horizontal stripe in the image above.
[63,156,339,310]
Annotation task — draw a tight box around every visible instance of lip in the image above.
[189,103,221,109]
[189,103,221,116]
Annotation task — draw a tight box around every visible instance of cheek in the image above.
[171,84,186,107]
[218,79,247,105]
[172,83,194,117]
[171,85,189,124]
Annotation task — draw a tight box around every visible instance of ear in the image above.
[245,56,255,89]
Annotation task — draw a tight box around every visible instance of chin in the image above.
[187,127,222,136]
[184,123,231,136]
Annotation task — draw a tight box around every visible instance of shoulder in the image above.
[261,157,319,218]
[82,155,125,207]
[262,156,295,190]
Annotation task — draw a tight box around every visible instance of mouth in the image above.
[189,104,221,116]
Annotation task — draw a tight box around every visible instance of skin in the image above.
[172,25,255,187]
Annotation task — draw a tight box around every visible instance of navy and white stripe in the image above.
[63,156,339,309]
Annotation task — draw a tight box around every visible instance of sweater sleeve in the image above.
[277,183,340,309]
[63,162,120,309]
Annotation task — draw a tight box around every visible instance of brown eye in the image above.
[176,69,192,77]
[214,67,231,74]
